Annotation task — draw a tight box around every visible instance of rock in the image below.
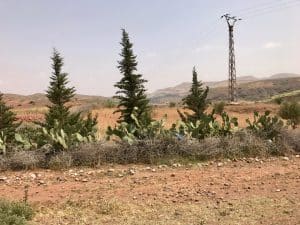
[79,170,84,173]
[56,177,66,182]
[81,179,88,182]
[276,189,281,192]
[295,155,300,158]
[96,169,105,174]
[151,169,156,172]
[129,169,135,175]
[171,173,176,177]
[282,157,289,161]
[217,163,223,167]
[108,168,115,173]
[38,180,45,185]
[30,173,37,180]
[145,167,151,170]
[118,174,124,178]
[0,176,7,182]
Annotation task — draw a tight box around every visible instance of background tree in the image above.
[178,67,209,123]
[0,93,20,141]
[114,29,151,125]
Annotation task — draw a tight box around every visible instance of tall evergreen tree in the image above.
[114,29,151,125]
[0,93,19,141]
[43,49,77,132]
[42,49,97,137]
[178,67,209,123]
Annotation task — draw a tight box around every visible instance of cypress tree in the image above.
[178,67,209,123]
[114,29,151,125]
[0,93,19,141]
[43,49,77,132]
[42,49,97,137]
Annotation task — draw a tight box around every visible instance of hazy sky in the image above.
[0,0,299,96]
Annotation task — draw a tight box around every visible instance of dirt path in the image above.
[1,156,300,224]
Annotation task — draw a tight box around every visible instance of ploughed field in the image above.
[0,156,299,224]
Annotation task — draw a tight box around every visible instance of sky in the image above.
[0,0,299,96]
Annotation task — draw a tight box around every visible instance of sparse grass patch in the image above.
[0,199,34,225]
[32,197,300,225]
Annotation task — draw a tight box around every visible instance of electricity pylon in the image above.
[221,14,241,102]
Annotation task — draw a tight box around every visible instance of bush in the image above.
[48,152,73,170]
[0,199,34,225]
[168,102,176,108]
[213,101,226,115]
[246,111,284,140]
[8,151,43,170]
[278,101,300,129]
[274,97,283,105]
[103,99,117,108]
[280,128,300,152]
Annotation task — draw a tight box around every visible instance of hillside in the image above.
[3,93,110,109]
[2,74,300,107]
[150,74,300,104]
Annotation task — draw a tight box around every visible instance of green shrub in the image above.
[0,199,34,225]
[246,111,284,140]
[274,97,283,105]
[278,101,300,129]
[103,99,117,108]
[168,102,176,108]
[213,101,226,115]
[175,111,238,140]
[107,108,171,144]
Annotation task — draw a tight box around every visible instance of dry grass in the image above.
[32,197,300,225]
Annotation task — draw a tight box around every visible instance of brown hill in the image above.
[150,76,300,104]
[3,93,109,110]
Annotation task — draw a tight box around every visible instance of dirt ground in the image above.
[0,155,299,224]
[13,102,280,133]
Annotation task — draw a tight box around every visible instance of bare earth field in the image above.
[0,156,300,224]
[11,102,280,136]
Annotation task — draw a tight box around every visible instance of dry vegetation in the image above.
[1,100,299,224]
[0,156,299,225]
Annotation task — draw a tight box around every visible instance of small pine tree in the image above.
[42,49,98,145]
[114,29,151,125]
[178,67,209,123]
[0,93,20,141]
[43,49,77,132]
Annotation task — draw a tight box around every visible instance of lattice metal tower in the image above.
[222,14,241,102]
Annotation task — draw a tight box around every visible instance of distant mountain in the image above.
[268,73,300,79]
[150,74,300,104]
[3,73,300,108]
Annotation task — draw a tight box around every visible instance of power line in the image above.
[221,14,241,102]
[232,0,285,15]
[236,0,300,18]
